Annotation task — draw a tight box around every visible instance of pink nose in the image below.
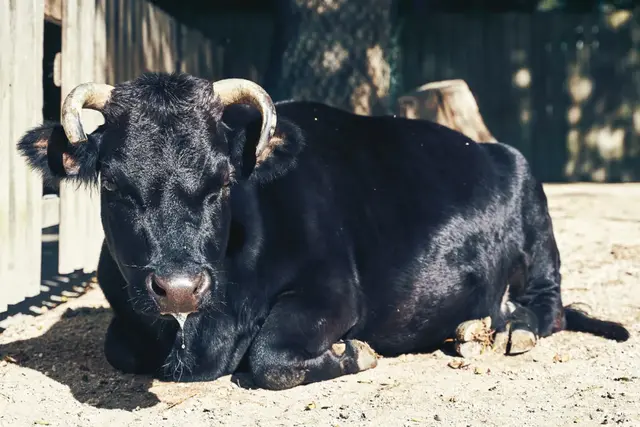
[146,270,210,313]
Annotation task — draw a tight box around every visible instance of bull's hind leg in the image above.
[492,300,539,355]
[453,304,540,357]
[455,181,565,358]
[513,181,565,338]
[454,316,494,358]
[454,280,540,357]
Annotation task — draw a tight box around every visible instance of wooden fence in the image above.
[398,11,640,183]
[0,0,216,313]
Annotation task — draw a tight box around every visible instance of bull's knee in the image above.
[250,363,306,391]
[250,339,379,390]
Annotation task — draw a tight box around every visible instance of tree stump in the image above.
[396,79,497,143]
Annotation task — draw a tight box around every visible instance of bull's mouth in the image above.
[169,312,190,350]
[170,312,189,329]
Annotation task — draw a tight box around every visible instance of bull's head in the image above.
[17,73,294,318]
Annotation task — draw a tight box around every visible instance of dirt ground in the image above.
[1,183,639,427]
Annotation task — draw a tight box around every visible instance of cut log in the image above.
[396,79,497,143]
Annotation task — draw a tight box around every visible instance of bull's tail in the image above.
[563,304,630,342]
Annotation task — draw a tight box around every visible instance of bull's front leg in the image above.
[247,282,378,390]
[97,243,174,376]
[104,314,172,375]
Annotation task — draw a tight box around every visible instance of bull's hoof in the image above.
[455,341,486,358]
[351,340,378,371]
[492,322,538,355]
[508,329,537,355]
[333,340,379,372]
[492,330,510,354]
[454,317,493,358]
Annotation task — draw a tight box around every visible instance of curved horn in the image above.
[212,78,277,159]
[61,83,115,144]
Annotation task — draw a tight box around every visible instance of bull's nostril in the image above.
[151,279,167,297]
[193,270,210,295]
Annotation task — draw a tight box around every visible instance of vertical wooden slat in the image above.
[0,0,12,313]
[8,0,25,306]
[25,0,45,296]
[0,0,44,311]
[59,0,103,275]
[116,0,124,79]
[107,0,115,82]
[80,0,103,273]
[58,0,82,275]
[86,0,108,270]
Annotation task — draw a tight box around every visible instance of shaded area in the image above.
[263,0,401,115]
[0,306,159,411]
[0,226,94,333]
[560,11,640,182]
[398,9,640,182]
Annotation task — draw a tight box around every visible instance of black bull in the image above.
[16,73,629,390]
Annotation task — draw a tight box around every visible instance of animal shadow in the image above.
[0,306,160,410]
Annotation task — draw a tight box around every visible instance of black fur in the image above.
[16,72,630,390]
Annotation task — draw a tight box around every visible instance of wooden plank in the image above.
[7,0,26,307]
[58,0,81,274]
[85,0,108,272]
[59,0,103,275]
[9,0,24,304]
[179,23,215,79]
[117,0,127,79]
[105,0,116,83]
[0,0,12,313]
[0,0,45,310]
[41,195,60,229]
[77,1,98,269]
[25,0,45,297]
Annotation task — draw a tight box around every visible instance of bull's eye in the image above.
[101,180,117,192]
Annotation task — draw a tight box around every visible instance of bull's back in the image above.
[276,101,521,244]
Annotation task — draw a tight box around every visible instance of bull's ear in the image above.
[16,121,101,186]
[223,105,304,184]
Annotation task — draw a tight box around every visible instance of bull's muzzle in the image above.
[146,270,211,314]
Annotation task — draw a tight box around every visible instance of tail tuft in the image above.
[564,304,630,342]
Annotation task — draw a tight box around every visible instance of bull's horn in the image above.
[212,78,277,159]
[61,83,115,144]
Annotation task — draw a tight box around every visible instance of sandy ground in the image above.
[1,183,639,427]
